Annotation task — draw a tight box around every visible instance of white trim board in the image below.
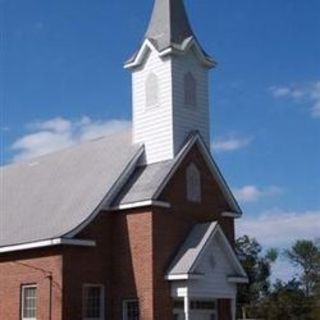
[165,274,204,281]
[221,211,242,219]
[111,200,171,211]
[0,238,96,254]
[124,37,216,70]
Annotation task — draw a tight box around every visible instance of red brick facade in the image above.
[0,249,63,320]
[0,145,235,320]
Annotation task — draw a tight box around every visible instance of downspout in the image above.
[46,273,53,320]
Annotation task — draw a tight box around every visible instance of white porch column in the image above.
[184,294,190,320]
[231,297,236,320]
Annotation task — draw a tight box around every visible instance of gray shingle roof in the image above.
[0,130,141,248]
[127,0,211,63]
[167,222,218,276]
[145,0,194,51]
[113,159,175,206]
[167,222,247,279]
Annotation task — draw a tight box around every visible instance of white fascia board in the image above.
[221,211,242,219]
[165,274,204,281]
[228,276,249,284]
[124,39,157,69]
[0,238,96,254]
[111,200,171,211]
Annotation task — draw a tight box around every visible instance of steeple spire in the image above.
[126,0,214,164]
[145,0,194,51]
[125,0,214,67]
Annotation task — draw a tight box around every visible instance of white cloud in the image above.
[270,81,320,118]
[237,209,320,282]
[11,116,131,162]
[271,87,292,98]
[233,185,283,203]
[237,209,320,247]
[310,81,320,118]
[212,134,252,152]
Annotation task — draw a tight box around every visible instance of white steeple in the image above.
[125,0,216,164]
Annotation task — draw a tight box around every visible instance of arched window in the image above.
[146,72,159,108]
[184,72,197,107]
[186,163,201,203]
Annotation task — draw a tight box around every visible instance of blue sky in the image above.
[1,0,319,280]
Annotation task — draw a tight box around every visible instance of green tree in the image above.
[236,235,278,318]
[257,279,314,320]
[285,240,320,296]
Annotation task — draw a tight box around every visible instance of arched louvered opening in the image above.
[184,72,197,108]
[146,72,159,108]
[186,162,201,203]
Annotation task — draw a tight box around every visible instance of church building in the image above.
[0,0,247,319]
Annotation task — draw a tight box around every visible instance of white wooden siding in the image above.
[171,49,210,155]
[132,49,174,164]
[131,47,210,164]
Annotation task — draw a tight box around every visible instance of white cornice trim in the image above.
[125,37,216,69]
[160,37,216,68]
[221,211,242,219]
[111,200,171,211]
[124,39,158,69]
[0,238,96,254]
[165,274,204,281]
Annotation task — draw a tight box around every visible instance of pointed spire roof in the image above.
[145,0,194,51]
[126,0,213,66]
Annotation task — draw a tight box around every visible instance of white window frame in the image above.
[122,299,139,320]
[186,162,201,203]
[21,284,37,320]
[82,284,105,320]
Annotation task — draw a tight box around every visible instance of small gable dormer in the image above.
[125,0,216,164]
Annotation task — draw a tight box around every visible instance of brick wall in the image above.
[0,144,236,320]
[152,144,235,319]
[0,249,63,320]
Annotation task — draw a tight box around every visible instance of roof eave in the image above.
[124,37,216,70]
[0,238,96,254]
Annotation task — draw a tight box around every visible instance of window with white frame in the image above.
[186,163,201,203]
[21,285,37,320]
[123,299,139,320]
[184,72,197,107]
[145,72,159,108]
[83,285,104,320]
